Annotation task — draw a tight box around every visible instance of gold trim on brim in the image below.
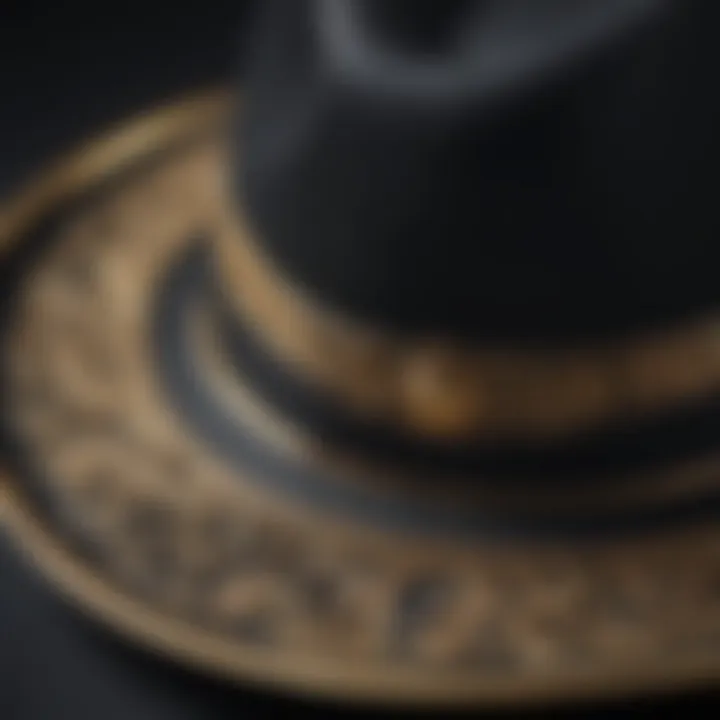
[216,210,720,443]
[0,90,229,246]
[0,92,719,710]
[3,478,719,709]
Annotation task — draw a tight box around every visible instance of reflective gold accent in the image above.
[216,211,720,442]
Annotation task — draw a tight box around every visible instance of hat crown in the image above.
[237,0,720,343]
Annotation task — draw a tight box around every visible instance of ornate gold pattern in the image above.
[1,94,720,707]
[217,213,720,442]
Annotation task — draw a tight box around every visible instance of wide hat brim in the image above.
[1,90,719,711]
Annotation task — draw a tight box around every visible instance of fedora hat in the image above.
[2,0,720,711]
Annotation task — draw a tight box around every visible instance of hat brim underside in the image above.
[1,91,719,709]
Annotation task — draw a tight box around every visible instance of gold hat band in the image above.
[215,211,720,444]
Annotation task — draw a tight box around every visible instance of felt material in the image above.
[239,1,720,342]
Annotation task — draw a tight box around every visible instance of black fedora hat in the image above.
[2,1,720,712]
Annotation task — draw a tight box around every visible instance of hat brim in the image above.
[1,90,719,710]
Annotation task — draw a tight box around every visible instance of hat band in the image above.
[215,211,720,445]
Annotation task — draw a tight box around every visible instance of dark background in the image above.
[0,4,244,198]
[0,3,716,718]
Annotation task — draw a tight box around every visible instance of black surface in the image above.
[1,3,718,718]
